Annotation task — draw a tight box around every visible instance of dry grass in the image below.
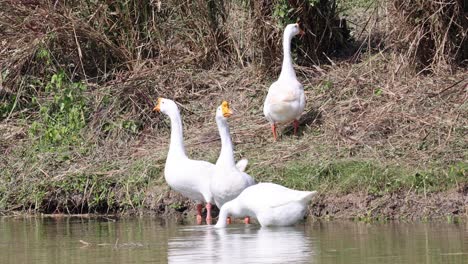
[387,0,468,72]
[145,55,467,170]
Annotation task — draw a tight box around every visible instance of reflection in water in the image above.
[168,225,313,264]
[0,217,467,264]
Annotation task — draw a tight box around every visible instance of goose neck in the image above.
[216,206,230,228]
[167,110,187,159]
[279,30,297,80]
[215,117,236,168]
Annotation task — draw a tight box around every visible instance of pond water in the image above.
[0,217,467,263]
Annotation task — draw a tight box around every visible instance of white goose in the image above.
[210,101,256,224]
[153,98,248,224]
[215,183,317,228]
[263,23,306,141]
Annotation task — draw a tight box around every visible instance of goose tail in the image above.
[235,159,248,172]
[298,191,317,203]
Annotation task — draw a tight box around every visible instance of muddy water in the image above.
[0,217,467,263]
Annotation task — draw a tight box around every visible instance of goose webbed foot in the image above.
[293,119,299,136]
[271,124,278,141]
[206,203,212,225]
[196,204,203,225]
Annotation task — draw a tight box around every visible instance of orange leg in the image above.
[271,124,277,141]
[206,203,212,225]
[293,119,299,136]
[244,216,250,224]
[196,204,203,225]
[227,217,232,225]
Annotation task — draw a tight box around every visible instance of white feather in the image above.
[263,23,306,127]
[210,103,256,208]
[216,183,317,228]
[158,98,248,205]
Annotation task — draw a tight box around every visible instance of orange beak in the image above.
[221,101,233,118]
[297,22,305,37]
[223,109,233,118]
[153,98,162,112]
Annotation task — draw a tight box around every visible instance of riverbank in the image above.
[1,63,466,220]
[3,185,467,222]
[1,1,467,219]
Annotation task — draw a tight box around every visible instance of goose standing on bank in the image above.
[215,183,317,227]
[210,101,256,224]
[153,98,248,225]
[263,23,306,141]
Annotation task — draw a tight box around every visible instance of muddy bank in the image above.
[310,186,468,220]
[4,186,467,222]
[142,185,468,222]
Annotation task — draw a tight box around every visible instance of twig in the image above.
[429,77,466,98]
[72,23,87,84]
[79,240,90,247]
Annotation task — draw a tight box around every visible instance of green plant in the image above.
[0,95,16,119]
[36,47,51,65]
[318,80,334,93]
[29,71,88,146]
[374,87,383,96]
[273,0,295,27]
[169,202,184,210]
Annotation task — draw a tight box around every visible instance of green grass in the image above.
[0,150,164,214]
[249,159,467,195]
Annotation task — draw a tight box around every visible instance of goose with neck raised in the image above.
[210,101,256,224]
[216,182,317,228]
[153,98,248,224]
[263,23,306,141]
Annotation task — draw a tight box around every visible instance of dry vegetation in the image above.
[389,0,467,72]
[0,0,466,219]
